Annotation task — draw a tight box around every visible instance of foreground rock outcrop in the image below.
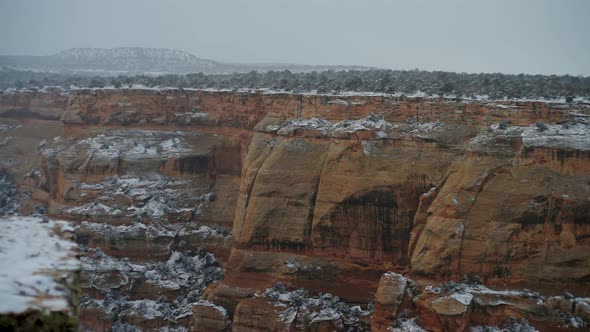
[0,217,80,332]
[0,88,588,331]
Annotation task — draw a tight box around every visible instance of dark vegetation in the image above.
[2,67,589,101]
[0,169,18,215]
[0,310,78,332]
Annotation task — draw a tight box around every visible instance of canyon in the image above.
[0,88,589,331]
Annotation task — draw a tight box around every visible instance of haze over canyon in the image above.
[0,1,589,332]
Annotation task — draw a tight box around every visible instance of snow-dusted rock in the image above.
[190,300,230,332]
[372,272,410,332]
[0,217,79,314]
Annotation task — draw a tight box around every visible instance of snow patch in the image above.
[521,118,590,151]
[80,247,225,329]
[470,118,590,152]
[271,114,444,140]
[65,202,124,217]
[0,216,79,314]
[390,318,426,332]
[74,130,194,162]
[263,282,371,327]
[451,292,474,305]
[0,123,21,131]
[193,300,228,317]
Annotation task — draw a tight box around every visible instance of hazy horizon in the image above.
[1,0,589,76]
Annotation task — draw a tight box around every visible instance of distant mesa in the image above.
[0,47,374,75]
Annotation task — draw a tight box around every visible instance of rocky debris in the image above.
[73,130,194,161]
[546,295,590,328]
[61,175,214,223]
[282,257,323,274]
[522,117,590,151]
[372,272,412,332]
[413,277,588,331]
[370,274,589,331]
[232,292,362,332]
[77,220,231,261]
[0,170,18,215]
[200,282,258,317]
[575,298,590,322]
[80,246,225,331]
[0,216,79,330]
[231,297,297,332]
[390,318,426,332]
[267,114,447,141]
[175,112,209,125]
[81,246,224,296]
[0,122,21,131]
[468,122,524,156]
[233,282,373,331]
[110,323,142,332]
[469,118,590,154]
[190,300,230,331]
[41,130,220,224]
[430,293,472,319]
[469,317,539,332]
[144,250,224,293]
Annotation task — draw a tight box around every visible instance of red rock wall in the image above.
[0,89,572,128]
[1,90,589,326]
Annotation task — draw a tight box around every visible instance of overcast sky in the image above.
[1,0,589,75]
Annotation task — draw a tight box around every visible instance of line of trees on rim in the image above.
[2,68,589,101]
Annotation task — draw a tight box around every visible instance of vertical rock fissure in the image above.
[237,142,276,241]
[457,166,511,276]
[305,148,330,249]
[296,94,303,118]
[206,146,218,193]
[407,171,453,259]
[237,168,261,241]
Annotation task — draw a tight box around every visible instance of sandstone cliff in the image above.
[0,89,588,331]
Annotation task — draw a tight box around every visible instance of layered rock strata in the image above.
[0,88,588,331]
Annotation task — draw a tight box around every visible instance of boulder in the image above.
[372,272,408,332]
[191,300,231,332]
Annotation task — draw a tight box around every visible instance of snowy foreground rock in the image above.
[0,216,79,330]
[371,272,589,332]
[78,244,225,331]
[231,282,373,331]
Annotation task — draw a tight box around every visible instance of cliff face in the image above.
[1,89,589,331]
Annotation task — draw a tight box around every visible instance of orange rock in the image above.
[231,297,296,332]
[2,89,589,331]
[372,272,409,332]
[190,301,230,332]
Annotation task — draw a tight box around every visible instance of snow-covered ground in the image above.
[2,85,589,106]
[262,282,372,326]
[75,130,194,161]
[469,116,590,152]
[64,175,210,221]
[469,318,539,332]
[268,114,444,139]
[0,216,79,314]
[80,246,224,330]
[390,318,426,332]
[521,118,590,151]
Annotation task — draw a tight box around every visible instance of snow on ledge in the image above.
[2,86,588,106]
[0,216,79,314]
[192,300,228,317]
[521,120,590,151]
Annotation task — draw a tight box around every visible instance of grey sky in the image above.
[1,0,589,75]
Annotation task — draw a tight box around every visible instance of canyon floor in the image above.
[0,88,589,331]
